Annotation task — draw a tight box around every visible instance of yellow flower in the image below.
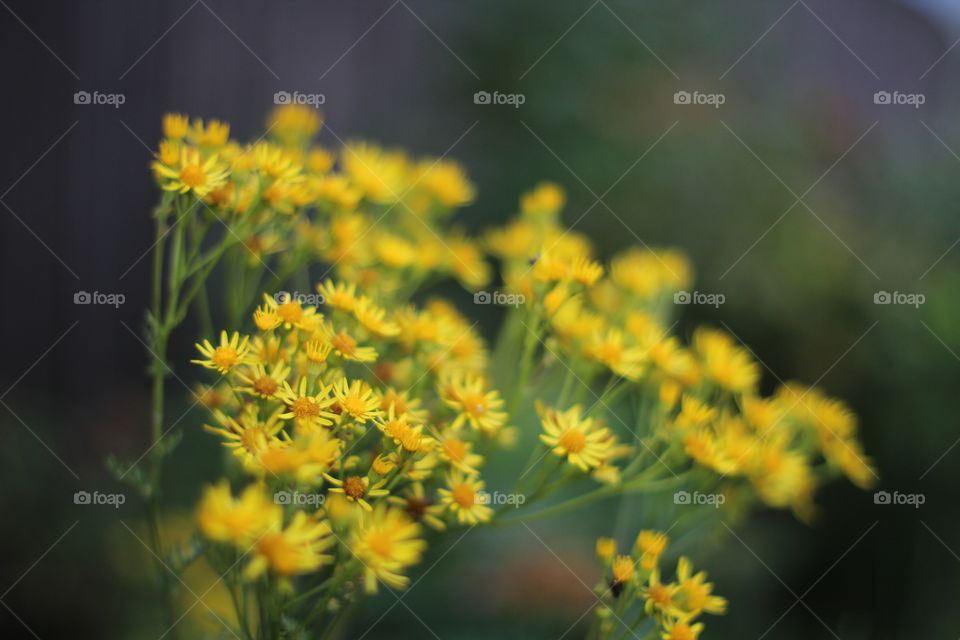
[388,483,446,531]
[154,147,229,198]
[268,104,322,146]
[676,556,727,616]
[204,406,285,463]
[331,378,382,424]
[327,329,378,362]
[196,481,280,546]
[353,297,401,337]
[636,530,669,571]
[437,471,493,524]
[442,374,507,435]
[276,377,336,432]
[350,503,426,592]
[162,113,189,140]
[438,433,484,475]
[234,361,290,399]
[661,620,703,640]
[324,474,389,511]
[316,279,359,311]
[192,331,253,373]
[641,567,681,618]
[341,141,409,203]
[253,304,282,331]
[262,293,320,331]
[521,181,566,216]
[415,158,475,207]
[189,118,230,147]
[596,537,617,559]
[584,328,647,380]
[244,512,334,581]
[538,402,615,471]
[693,328,760,394]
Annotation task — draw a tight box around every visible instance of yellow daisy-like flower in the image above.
[636,529,670,571]
[268,104,322,147]
[538,402,615,471]
[641,567,682,618]
[244,512,334,582]
[316,279,360,311]
[661,620,704,640]
[610,555,636,597]
[327,329,378,363]
[262,293,320,331]
[442,374,507,435]
[189,118,230,148]
[192,331,253,373]
[350,503,426,593]
[162,113,189,140]
[276,377,336,432]
[378,387,430,424]
[584,328,647,380]
[154,147,229,197]
[596,537,617,559]
[353,297,400,337]
[204,406,285,463]
[253,304,282,331]
[331,378,382,424]
[676,556,727,616]
[437,471,493,524]
[438,433,484,475]
[196,481,280,547]
[388,483,446,531]
[234,361,290,399]
[693,327,760,394]
[324,474,389,511]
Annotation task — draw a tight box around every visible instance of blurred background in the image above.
[1,0,959,637]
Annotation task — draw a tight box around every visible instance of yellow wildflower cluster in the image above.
[593,532,726,640]
[143,107,877,638]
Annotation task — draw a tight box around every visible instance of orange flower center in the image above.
[343,476,366,499]
[460,392,486,417]
[559,428,586,453]
[179,164,206,187]
[211,346,239,369]
[451,483,476,508]
[331,332,357,355]
[291,397,319,419]
[443,439,467,462]
[252,375,278,396]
